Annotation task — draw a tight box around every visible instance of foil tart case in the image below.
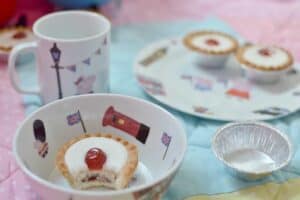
[212,121,292,180]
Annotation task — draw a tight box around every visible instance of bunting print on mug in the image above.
[74,75,96,95]
[64,47,102,73]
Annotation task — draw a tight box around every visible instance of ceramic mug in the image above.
[8,11,110,104]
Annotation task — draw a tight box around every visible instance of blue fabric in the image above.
[18,17,300,200]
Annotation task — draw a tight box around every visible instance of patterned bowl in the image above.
[212,121,292,180]
[13,94,187,200]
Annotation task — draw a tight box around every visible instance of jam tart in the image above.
[0,27,35,52]
[236,44,293,71]
[183,30,238,55]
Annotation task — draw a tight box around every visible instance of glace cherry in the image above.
[85,148,107,170]
[205,39,219,46]
[12,31,26,39]
[259,48,272,57]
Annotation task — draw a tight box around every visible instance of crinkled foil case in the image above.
[212,122,292,180]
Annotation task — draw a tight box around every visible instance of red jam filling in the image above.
[82,175,113,183]
[258,48,272,57]
[88,175,98,181]
[85,148,107,170]
[12,31,27,39]
[205,39,219,46]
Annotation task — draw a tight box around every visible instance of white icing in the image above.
[0,30,36,49]
[191,34,234,52]
[243,46,290,68]
[64,137,128,176]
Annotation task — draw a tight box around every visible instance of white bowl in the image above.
[13,94,187,200]
[212,121,292,180]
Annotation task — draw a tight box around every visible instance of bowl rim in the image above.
[211,121,293,175]
[13,94,187,196]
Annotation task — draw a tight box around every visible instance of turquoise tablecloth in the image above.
[18,17,300,200]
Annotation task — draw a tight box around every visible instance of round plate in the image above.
[133,38,300,121]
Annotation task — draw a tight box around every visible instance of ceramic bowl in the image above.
[13,94,187,200]
[212,121,292,180]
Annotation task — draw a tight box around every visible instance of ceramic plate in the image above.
[133,38,300,121]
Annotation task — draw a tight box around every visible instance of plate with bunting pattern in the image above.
[133,38,300,121]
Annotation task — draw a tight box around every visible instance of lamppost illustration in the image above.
[50,43,64,99]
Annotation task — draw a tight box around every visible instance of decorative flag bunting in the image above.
[103,36,107,45]
[192,77,213,91]
[67,111,81,125]
[161,132,172,160]
[63,47,104,72]
[193,106,208,113]
[66,110,87,133]
[95,48,101,55]
[83,58,90,65]
[216,77,228,87]
[74,75,96,94]
[66,65,76,72]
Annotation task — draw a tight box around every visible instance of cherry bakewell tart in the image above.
[236,44,293,71]
[0,27,35,52]
[56,133,138,190]
[183,31,238,55]
[236,44,294,83]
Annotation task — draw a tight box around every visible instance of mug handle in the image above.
[8,42,40,95]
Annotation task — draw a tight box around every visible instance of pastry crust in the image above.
[183,31,238,55]
[56,133,138,190]
[0,27,33,52]
[236,45,294,71]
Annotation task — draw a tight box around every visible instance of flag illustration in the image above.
[66,65,76,72]
[67,111,81,125]
[66,110,87,133]
[161,132,172,160]
[83,58,91,65]
[103,36,107,45]
[192,77,213,91]
[226,80,251,100]
[216,77,228,87]
[95,48,101,55]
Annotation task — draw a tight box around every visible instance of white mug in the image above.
[9,11,110,104]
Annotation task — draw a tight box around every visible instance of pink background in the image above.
[1,0,300,199]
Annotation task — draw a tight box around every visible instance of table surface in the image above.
[1,0,300,199]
